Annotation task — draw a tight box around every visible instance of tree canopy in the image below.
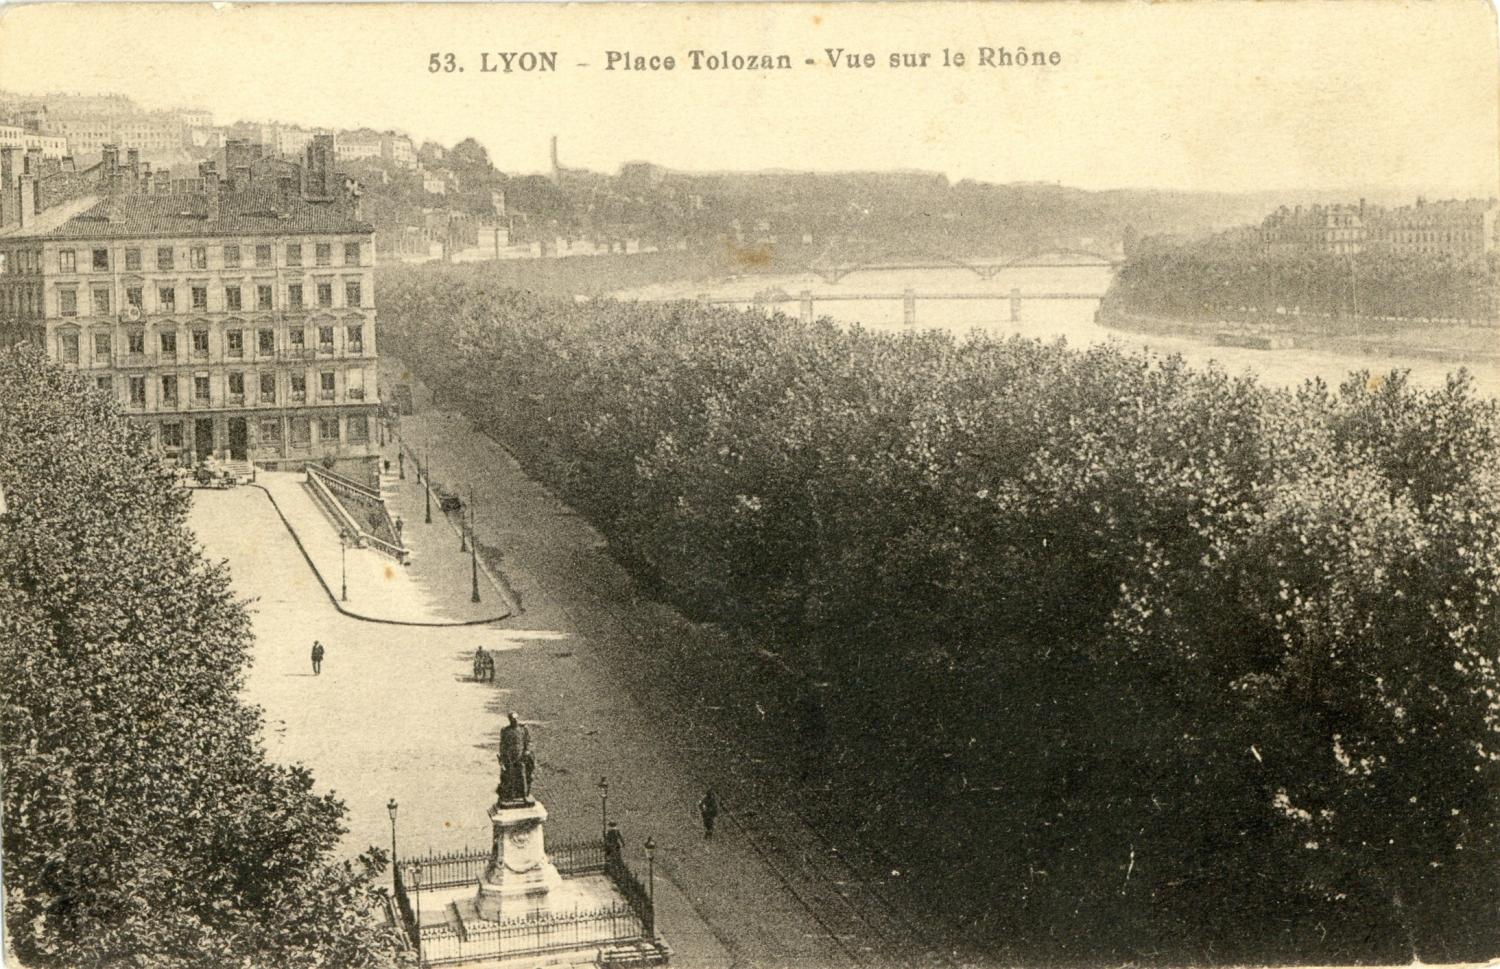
[380,263,1500,964]
[0,346,406,969]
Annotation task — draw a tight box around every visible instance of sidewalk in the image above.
[254,470,512,626]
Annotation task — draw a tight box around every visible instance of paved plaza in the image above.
[190,447,859,967]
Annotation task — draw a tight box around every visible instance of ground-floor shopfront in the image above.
[140,402,383,481]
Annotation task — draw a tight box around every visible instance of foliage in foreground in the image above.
[381,263,1500,964]
[0,346,406,969]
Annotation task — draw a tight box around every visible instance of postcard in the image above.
[1,3,1498,968]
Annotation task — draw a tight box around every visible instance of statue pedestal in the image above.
[475,799,562,920]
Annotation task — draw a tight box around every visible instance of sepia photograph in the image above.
[0,2,1498,967]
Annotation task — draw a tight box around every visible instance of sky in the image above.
[0,1,1497,195]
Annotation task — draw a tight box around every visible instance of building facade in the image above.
[0,136,380,475]
[1260,202,1373,255]
[44,112,186,158]
[1373,197,1498,258]
[0,124,69,158]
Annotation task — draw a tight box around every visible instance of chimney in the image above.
[224,138,248,175]
[231,164,251,194]
[304,134,335,199]
[23,146,42,176]
[0,147,14,192]
[101,143,119,173]
[18,174,36,228]
[154,169,170,195]
[127,148,140,183]
[277,174,295,200]
[140,161,152,193]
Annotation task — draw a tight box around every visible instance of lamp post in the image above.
[470,494,481,604]
[423,450,432,525]
[387,798,398,871]
[339,528,350,602]
[398,440,405,480]
[411,862,423,963]
[459,497,469,552]
[598,776,609,840]
[644,836,656,935]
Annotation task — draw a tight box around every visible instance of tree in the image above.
[0,346,407,969]
[377,262,1500,964]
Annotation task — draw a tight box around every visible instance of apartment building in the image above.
[1260,202,1373,256]
[1374,197,1498,258]
[0,136,380,476]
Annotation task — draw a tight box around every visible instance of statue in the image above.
[497,712,534,805]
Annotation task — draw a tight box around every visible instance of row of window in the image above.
[60,324,366,362]
[1,283,42,318]
[58,280,364,316]
[154,414,372,450]
[0,250,40,275]
[1385,231,1484,244]
[100,368,368,406]
[52,241,364,275]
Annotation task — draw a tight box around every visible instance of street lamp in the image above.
[398,439,405,480]
[470,494,481,604]
[411,862,423,963]
[598,776,609,840]
[459,497,469,552]
[339,528,350,602]
[424,444,433,525]
[387,798,398,870]
[644,836,656,935]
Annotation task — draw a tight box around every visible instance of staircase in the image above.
[222,458,254,483]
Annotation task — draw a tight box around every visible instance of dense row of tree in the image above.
[0,347,405,968]
[1113,236,1500,322]
[380,263,1500,964]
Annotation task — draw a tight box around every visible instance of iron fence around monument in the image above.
[397,846,488,890]
[395,837,610,891]
[417,903,645,967]
[606,854,654,935]
[392,859,418,948]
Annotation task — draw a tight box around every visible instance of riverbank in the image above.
[376,244,819,301]
[1098,301,1500,369]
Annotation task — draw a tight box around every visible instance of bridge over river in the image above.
[614,263,1500,396]
[648,287,1105,326]
[804,246,1123,284]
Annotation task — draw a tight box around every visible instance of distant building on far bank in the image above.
[1260,201,1373,255]
[0,136,380,478]
[1260,197,1499,260]
[1373,197,1498,258]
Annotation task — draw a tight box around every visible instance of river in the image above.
[616,265,1500,397]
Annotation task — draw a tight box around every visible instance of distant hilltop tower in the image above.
[550,135,560,185]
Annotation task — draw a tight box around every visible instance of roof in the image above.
[2,187,372,241]
[0,193,101,238]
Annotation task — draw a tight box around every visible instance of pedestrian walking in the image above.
[697,789,720,839]
[311,640,325,676]
[483,652,495,683]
